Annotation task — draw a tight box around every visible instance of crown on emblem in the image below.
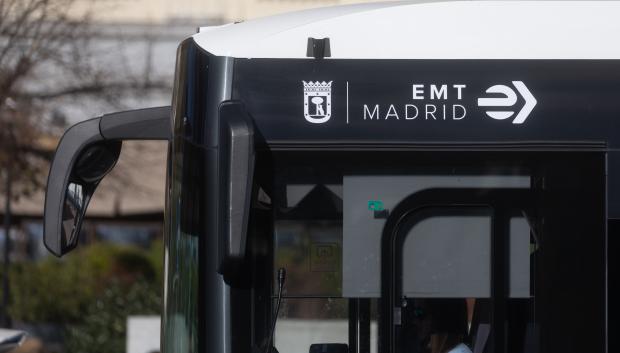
[303,81,333,93]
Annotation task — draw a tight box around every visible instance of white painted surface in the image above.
[193,1,620,59]
[127,316,161,353]
[0,329,25,353]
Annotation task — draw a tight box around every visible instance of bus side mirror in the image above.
[44,106,171,257]
[218,101,255,279]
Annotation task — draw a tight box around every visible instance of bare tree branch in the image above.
[0,0,172,197]
[15,80,171,100]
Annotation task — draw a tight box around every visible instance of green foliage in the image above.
[64,278,160,353]
[6,240,163,353]
[147,238,165,285]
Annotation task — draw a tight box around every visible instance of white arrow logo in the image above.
[478,81,537,124]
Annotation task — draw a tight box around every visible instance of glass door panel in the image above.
[382,189,535,353]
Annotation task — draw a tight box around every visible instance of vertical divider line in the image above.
[346,81,350,124]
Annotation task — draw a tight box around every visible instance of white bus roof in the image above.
[192,0,620,60]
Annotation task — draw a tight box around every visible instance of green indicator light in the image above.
[368,200,384,211]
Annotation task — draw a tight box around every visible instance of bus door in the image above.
[381,189,532,353]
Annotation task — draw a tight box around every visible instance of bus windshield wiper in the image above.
[265,268,286,353]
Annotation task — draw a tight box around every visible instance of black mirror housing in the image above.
[44,118,108,256]
[43,107,171,257]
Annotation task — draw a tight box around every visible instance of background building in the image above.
[72,0,388,24]
[2,0,393,261]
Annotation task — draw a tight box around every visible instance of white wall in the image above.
[127,316,161,353]
[125,317,380,353]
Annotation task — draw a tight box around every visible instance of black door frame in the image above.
[380,188,533,353]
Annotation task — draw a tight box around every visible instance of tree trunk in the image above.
[2,167,12,328]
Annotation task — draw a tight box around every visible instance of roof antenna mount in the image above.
[306,37,331,59]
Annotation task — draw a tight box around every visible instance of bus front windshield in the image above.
[260,151,605,353]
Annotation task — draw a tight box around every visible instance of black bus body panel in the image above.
[232,59,620,147]
[174,38,616,353]
[231,58,620,217]
[172,39,234,353]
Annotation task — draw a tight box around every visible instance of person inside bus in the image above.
[411,298,472,353]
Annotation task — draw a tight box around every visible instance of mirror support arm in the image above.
[100,106,171,140]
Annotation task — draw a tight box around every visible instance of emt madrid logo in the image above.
[477,81,537,124]
[303,81,332,123]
